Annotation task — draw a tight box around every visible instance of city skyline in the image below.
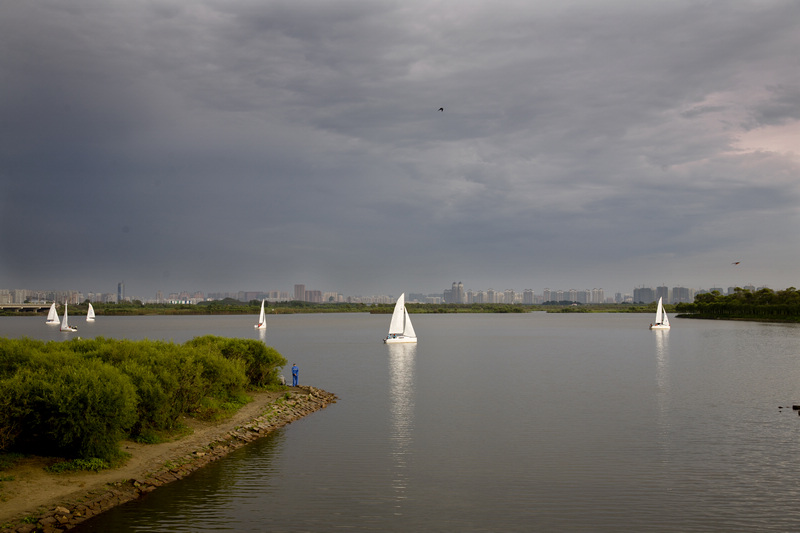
[2,2,798,299]
[1,278,782,306]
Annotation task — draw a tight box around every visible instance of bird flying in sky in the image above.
[732,261,740,265]
[438,107,444,112]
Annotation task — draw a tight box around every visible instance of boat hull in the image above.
[649,324,670,330]
[384,335,417,344]
[254,323,266,330]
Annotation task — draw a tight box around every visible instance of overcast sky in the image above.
[2,0,798,299]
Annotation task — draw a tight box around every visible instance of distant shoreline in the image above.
[3,301,665,317]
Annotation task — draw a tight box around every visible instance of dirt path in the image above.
[0,387,335,531]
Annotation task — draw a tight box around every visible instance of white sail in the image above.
[385,293,417,343]
[255,299,267,329]
[649,297,670,330]
[388,294,406,334]
[402,307,416,337]
[46,302,59,324]
[60,303,77,332]
[87,303,95,321]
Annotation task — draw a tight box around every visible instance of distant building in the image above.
[592,288,604,304]
[444,281,465,304]
[306,290,323,303]
[656,286,669,303]
[671,286,692,303]
[634,287,655,303]
[118,282,124,303]
[294,284,305,302]
[523,289,534,304]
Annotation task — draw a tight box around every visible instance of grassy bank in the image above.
[0,336,287,464]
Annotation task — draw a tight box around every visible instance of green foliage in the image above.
[185,336,287,388]
[0,335,289,461]
[676,287,800,321]
[194,392,251,422]
[0,338,46,379]
[0,453,23,471]
[0,353,138,460]
[45,457,110,473]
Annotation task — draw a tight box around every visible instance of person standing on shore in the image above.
[292,363,299,387]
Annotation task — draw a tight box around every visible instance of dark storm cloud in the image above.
[1,0,799,299]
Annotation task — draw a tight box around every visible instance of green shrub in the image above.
[0,338,45,379]
[192,346,248,400]
[81,339,204,433]
[0,356,137,460]
[186,336,287,388]
[46,457,110,473]
[0,335,286,459]
[0,453,23,471]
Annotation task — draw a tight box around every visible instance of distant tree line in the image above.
[676,287,800,321]
[0,336,287,463]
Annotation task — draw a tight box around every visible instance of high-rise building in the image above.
[570,289,580,303]
[306,290,323,303]
[118,282,124,303]
[634,287,655,303]
[656,286,669,303]
[444,281,465,304]
[592,288,604,304]
[294,284,305,302]
[672,286,691,303]
[523,289,534,304]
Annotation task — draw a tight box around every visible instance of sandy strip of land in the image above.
[0,386,336,532]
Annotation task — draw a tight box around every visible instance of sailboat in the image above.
[45,302,60,324]
[649,297,671,330]
[60,303,78,332]
[254,299,267,329]
[86,303,96,322]
[384,293,417,344]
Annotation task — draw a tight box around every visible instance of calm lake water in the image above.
[4,312,800,532]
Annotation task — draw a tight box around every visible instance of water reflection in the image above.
[654,329,669,396]
[72,430,288,532]
[387,343,416,515]
[653,329,672,451]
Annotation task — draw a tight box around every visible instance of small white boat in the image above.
[384,293,417,344]
[60,303,78,332]
[45,302,60,324]
[649,297,671,330]
[254,299,267,329]
[86,303,96,322]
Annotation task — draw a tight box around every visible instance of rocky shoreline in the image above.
[1,386,337,533]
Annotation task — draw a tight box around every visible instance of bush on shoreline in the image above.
[0,336,288,462]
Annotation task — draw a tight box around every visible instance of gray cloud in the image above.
[2,0,799,299]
